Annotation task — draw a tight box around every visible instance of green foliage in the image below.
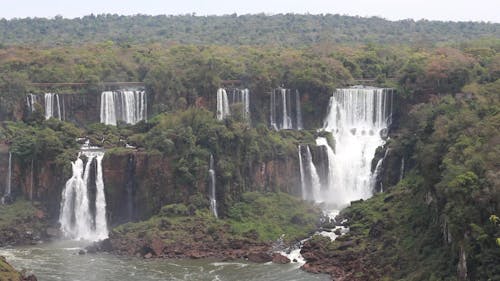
[113,191,321,246]
[0,15,498,47]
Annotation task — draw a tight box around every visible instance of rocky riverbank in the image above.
[89,192,320,265]
[0,256,37,281]
[0,200,52,247]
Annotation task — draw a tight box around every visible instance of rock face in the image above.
[0,256,37,281]
[300,237,380,281]
[5,146,301,227]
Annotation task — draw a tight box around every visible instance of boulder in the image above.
[272,253,290,264]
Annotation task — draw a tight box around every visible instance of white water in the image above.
[44,93,62,120]
[59,149,108,241]
[270,88,303,130]
[298,146,306,200]
[305,146,322,202]
[400,157,405,181]
[208,154,218,218]
[316,87,392,209]
[26,94,37,112]
[100,90,147,125]
[216,88,230,121]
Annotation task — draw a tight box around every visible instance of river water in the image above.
[0,241,328,281]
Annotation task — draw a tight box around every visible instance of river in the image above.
[0,241,329,281]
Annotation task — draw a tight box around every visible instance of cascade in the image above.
[100,90,147,125]
[44,93,62,120]
[371,149,390,193]
[400,157,405,181]
[1,152,12,204]
[216,88,230,121]
[298,146,306,200]
[305,146,321,201]
[59,148,108,241]
[26,94,38,112]
[217,88,250,121]
[270,88,302,130]
[208,154,218,218]
[298,145,322,201]
[317,87,393,208]
[296,91,303,130]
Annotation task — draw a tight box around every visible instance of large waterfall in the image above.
[270,88,303,130]
[59,149,108,241]
[1,152,12,204]
[100,90,147,125]
[44,93,62,120]
[316,87,393,208]
[208,154,218,218]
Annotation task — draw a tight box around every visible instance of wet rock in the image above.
[144,252,153,259]
[337,240,356,250]
[78,249,86,255]
[150,237,165,257]
[272,253,291,264]
[45,227,60,238]
[85,244,98,254]
[247,252,272,263]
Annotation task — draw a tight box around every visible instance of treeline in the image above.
[0,14,499,47]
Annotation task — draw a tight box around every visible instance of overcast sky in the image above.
[0,0,498,22]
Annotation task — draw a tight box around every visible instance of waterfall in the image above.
[296,90,303,130]
[400,157,405,181]
[216,88,230,121]
[44,93,62,120]
[270,88,302,130]
[59,149,108,241]
[317,87,393,208]
[26,94,38,112]
[100,90,147,125]
[1,152,12,204]
[298,145,322,202]
[298,146,306,200]
[305,146,321,201]
[208,154,218,218]
[241,88,250,120]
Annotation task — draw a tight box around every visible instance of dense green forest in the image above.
[0,14,498,281]
[0,14,499,47]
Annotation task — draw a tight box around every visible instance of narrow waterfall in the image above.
[298,145,322,202]
[26,94,38,112]
[400,157,405,181]
[305,146,321,201]
[59,149,108,241]
[298,146,306,200]
[208,154,218,218]
[317,87,393,208]
[1,152,12,204]
[100,90,147,125]
[371,149,389,193]
[216,88,231,121]
[296,91,303,130]
[44,93,62,120]
[270,88,303,130]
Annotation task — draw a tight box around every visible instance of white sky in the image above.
[0,0,498,22]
